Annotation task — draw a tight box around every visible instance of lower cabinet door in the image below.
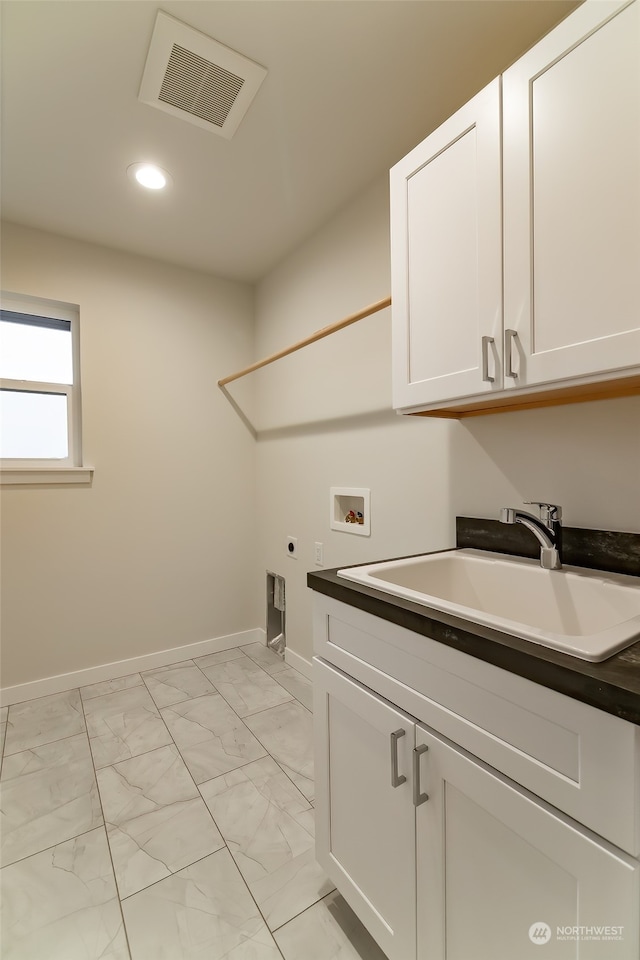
[415,725,640,960]
[314,658,417,960]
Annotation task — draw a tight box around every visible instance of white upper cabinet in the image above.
[391,0,640,413]
[391,78,502,408]
[503,0,640,388]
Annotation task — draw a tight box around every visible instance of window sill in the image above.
[0,466,94,485]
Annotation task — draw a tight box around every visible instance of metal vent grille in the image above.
[159,43,245,128]
[138,11,267,140]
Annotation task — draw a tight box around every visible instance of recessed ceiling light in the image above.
[127,162,172,190]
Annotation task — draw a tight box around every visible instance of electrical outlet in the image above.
[314,542,324,566]
[285,536,298,559]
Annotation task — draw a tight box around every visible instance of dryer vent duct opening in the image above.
[266,572,286,659]
[138,11,267,139]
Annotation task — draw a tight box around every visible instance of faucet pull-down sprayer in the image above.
[499,501,563,570]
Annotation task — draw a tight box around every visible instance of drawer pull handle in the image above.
[390,729,406,788]
[505,328,519,379]
[413,744,429,806]
[481,336,495,383]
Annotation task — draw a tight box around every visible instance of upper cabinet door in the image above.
[503,0,640,388]
[391,78,502,408]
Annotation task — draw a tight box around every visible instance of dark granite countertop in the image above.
[307,518,640,726]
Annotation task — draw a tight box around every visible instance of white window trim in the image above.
[1,466,93,485]
[0,291,93,485]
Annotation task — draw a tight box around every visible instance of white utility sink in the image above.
[337,548,640,661]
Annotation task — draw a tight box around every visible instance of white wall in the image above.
[253,178,457,665]
[451,400,640,532]
[253,176,640,666]
[0,222,259,688]
[3,188,639,687]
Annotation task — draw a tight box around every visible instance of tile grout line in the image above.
[242,652,313,713]
[91,679,289,958]
[113,670,255,909]
[139,659,221,709]
[87,690,232,907]
[193,659,296,719]
[143,656,318,948]
[0,723,5,780]
[0,822,102,873]
[118,769,287,955]
[2,691,87,760]
[194,753,312,811]
[3,650,319,959]
[82,676,181,774]
[238,719,315,804]
[186,663,315,802]
[183,722,291,960]
[271,887,340,936]
[225,843,288,960]
[206,657,315,801]
[169,672,315,808]
[116,847,229,903]
[79,690,134,960]
[142,658,305,715]
[234,651,323,945]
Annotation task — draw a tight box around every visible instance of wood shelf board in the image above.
[408,375,640,419]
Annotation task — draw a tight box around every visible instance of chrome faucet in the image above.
[499,501,563,570]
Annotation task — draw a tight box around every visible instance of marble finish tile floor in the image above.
[0,705,8,771]
[84,684,173,769]
[97,743,224,898]
[1,734,102,867]
[199,654,294,718]
[245,699,315,801]
[200,756,333,931]
[0,646,388,960]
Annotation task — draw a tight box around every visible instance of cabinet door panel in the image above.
[391,77,502,408]
[314,658,416,960]
[406,129,479,383]
[416,726,640,960]
[503,0,640,387]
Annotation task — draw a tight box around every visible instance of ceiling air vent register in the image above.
[139,11,267,140]
[159,44,244,128]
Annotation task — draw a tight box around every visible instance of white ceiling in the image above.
[1,0,578,283]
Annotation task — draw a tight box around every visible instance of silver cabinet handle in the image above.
[390,729,406,788]
[481,336,495,383]
[505,329,519,379]
[413,744,429,805]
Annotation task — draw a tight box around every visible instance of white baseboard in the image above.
[284,646,312,680]
[0,627,266,707]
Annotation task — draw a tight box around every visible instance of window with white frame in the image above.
[0,292,84,474]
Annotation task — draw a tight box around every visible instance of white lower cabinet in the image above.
[314,657,640,960]
[415,725,639,960]
[314,659,417,960]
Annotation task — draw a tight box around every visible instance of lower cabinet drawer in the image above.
[313,595,640,856]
